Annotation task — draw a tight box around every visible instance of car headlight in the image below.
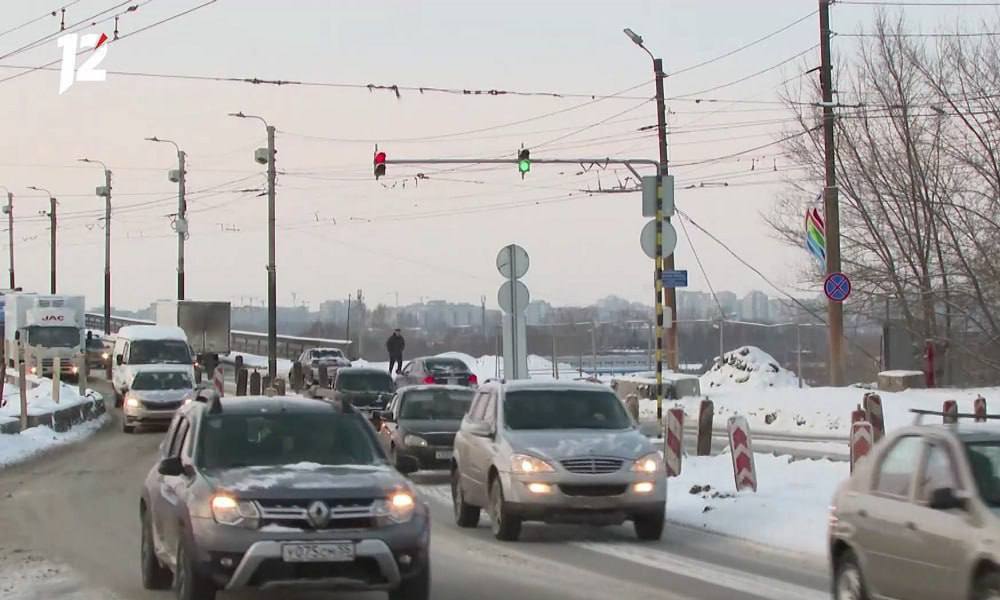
[71,366,79,374]
[101,352,109,360]
[510,453,555,474]
[374,489,417,524]
[211,495,260,528]
[403,434,428,448]
[631,452,664,474]
[125,396,141,409]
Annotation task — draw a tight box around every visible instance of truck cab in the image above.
[4,293,85,378]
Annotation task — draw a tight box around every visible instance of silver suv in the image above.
[451,380,666,541]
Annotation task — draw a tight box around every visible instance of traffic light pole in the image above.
[383,157,657,171]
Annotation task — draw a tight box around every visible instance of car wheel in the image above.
[834,549,869,600]
[389,563,430,600]
[451,468,481,528]
[140,509,171,590]
[974,571,1000,600]
[489,478,521,541]
[633,510,665,541]
[174,541,217,600]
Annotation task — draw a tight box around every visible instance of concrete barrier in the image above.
[727,416,757,492]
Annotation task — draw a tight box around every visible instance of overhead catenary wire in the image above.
[0,0,135,62]
[0,0,82,40]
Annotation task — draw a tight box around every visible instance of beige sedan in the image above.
[829,424,1000,600]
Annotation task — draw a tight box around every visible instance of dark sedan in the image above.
[377,385,474,473]
[395,356,478,388]
[330,366,396,417]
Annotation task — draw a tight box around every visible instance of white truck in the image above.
[4,292,86,378]
[155,300,231,376]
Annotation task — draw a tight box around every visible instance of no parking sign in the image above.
[824,272,851,303]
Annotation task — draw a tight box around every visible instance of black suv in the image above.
[139,390,430,600]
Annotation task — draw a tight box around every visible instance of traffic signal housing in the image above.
[374,151,387,179]
[517,148,530,178]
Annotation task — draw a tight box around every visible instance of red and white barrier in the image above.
[850,421,873,473]
[863,393,884,443]
[727,416,757,492]
[975,396,987,423]
[943,399,958,424]
[213,366,225,397]
[664,407,684,477]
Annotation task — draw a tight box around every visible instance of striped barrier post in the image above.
[727,416,757,492]
[943,400,958,424]
[851,404,867,425]
[664,407,684,477]
[697,398,714,456]
[863,393,884,443]
[213,366,224,397]
[850,421,873,473]
[975,396,987,423]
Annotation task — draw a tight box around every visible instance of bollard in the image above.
[52,357,61,404]
[850,421,874,473]
[291,362,303,392]
[863,393,884,443]
[236,368,248,396]
[943,400,958,424]
[697,398,714,457]
[213,366,224,397]
[77,353,88,398]
[975,396,988,423]
[851,404,867,425]
[275,379,286,396]
[624,393,639,421]
[194,366,202,385]
[317,364,328,388]
[249,370,262,395]
[18,358,27,431]
[664,407,684,477]
[727,415,757,492]
[235,355,244,371]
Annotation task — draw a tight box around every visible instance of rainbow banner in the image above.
[806,206,826,267]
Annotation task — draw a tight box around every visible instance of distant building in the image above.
[739,291,770,322]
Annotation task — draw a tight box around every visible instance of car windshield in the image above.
[87,338,105,350]
[128,339,191,364]
[965,441,1000,506]
[425,358,468,374]
[26,326,79,348]
[131,371,192,391]
[338,372,393,393]
[198,412,382,469]
[399,389,474,420]
[312,349,344,360]
[504,389,632,430]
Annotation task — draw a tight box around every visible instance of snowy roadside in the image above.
[0,545,123,600]
[0,414,109,469]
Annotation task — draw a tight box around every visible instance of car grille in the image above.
[421,432,456,446]
[140,400,182,411]
[255,498,377,530]
[560,457,624,474]
[559,484,628,497]
[248,557,384,586]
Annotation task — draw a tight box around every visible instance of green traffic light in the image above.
[518,159,530,173]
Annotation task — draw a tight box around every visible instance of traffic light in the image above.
[517,148,530,178]
[374,151,387,179]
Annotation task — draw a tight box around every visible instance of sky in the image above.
[0,0,993,312]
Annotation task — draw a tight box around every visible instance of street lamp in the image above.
[624,26,675,422]
[229,111,278,385]
[146,136,188,300]
[0,185,13,289]
[78,158,112,334]
[27,186,57,294]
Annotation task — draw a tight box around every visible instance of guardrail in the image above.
[84,313,350,361]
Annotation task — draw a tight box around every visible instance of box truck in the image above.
[155,300,231,374]
[4,292,86,378]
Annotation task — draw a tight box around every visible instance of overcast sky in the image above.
[0,0,990,311]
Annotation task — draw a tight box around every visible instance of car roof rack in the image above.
[910,408,1000,425]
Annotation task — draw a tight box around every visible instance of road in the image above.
[0,377,830,600]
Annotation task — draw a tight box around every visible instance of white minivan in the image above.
[111,325,194,407]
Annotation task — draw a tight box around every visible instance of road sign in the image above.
[824,272,851,302]
[642,175,675,218]
[661,269,688,288]
[640,220,677,259]
[496,244,529,279]
[498,280,529,313]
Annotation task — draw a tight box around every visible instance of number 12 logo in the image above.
[57,33,108,95]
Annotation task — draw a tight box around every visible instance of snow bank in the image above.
[0,414,109,468]
[700,346,800,390]
[360,353,586,382]
[222,351,294,374]
[0,377,100,418]
[670,453,847,555]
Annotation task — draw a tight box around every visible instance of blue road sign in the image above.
[662,269,688,288]
[824,272,851,302]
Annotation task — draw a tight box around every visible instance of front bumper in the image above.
[498,471,666,525]
[122,403,180,424]
[399,445,454,470]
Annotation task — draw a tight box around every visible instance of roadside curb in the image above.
[0,393,106,435]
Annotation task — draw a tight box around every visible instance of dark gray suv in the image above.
[139,391,430,600]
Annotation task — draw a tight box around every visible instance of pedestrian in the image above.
[386,329,405,375]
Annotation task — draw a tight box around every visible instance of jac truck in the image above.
[4,292,86,378]
[155,300,231,375]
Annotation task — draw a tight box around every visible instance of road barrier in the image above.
[624,393,639,421]
[943,400,958,424]
[863,393,884,443]
[212,367,224,397]
[664,407,684,477]
[975,396,988,423]
[851,405,867,424]
[850,421,873,473]
[236,368,248,396]
[727,416,757,492]
[697,399,714,456]
[291,362,304,392]
[249,370,261,395]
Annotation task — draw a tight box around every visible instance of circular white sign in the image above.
[498,280,529,313]
[496,244,530,279]
[640,220,677,260]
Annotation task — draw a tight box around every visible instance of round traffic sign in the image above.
[824,272,852,302]
[498,280,529,313]
[496,244,529,279]
[640,220,677,260]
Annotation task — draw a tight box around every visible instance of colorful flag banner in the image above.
[805,206,826,267]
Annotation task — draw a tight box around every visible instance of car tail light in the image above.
[468,374,478,385]
[423,376,435,384]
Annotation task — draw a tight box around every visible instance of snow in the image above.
[0,548,124,600]
[0,376,102,418]
[0,414,109,469]
[222,351,294,373]
[700,346,801,390]
[669,453,846,555]
[116,324,187,341]
[879,370,924,377]
[359,353,586,382]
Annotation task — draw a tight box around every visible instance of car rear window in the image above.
[399,389,474,420]
[503,389,632,430]
[338,372,393,393]
[425,358,469,374]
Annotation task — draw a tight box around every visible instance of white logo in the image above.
[57,33,108,95]
[306,501,330,529]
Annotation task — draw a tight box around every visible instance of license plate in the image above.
[447,378,458,385]
[435,450,453,460]
[282,542,355,563]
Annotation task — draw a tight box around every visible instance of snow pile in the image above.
[670,453,847,555]
[360,353,586,383]
[700,346,800,390]
[0,376,101,418]
[0,415,109,468]
[222,351,294,374]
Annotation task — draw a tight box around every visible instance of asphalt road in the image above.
[0,378,831,600]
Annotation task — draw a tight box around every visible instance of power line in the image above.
[0,1,82,40]
[0,0,135,62]
[837,1,1000,5]
[676,214,725,319]
[838,30,1000,37]
[673,45,820,99]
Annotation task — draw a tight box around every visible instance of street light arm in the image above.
[228,111,269,128]
[146,136,181,153]
[624,28,656,62]
[78,157,110,173]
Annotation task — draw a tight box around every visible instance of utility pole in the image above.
[28,186,56,293]
[0,187,13,289]
[80,158,112,333]
[147,137,189,300]
[345,294,352,344]
[819,0,845,385]
[356,289,365,358]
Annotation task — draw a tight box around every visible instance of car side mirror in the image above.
[115,355,123,366]
[379,411,394,422]
[158,456,184,477]
[929,487,967,510]
[395,454,419,474]
[466,421,495,438]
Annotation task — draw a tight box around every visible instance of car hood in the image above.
[131,389,191,403]
[205,464,404,500]
[505,429,650,461]
[397,419,462,434]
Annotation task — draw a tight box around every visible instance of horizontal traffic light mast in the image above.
[372,152,658,180]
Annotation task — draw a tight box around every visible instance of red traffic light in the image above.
[374,151,387,179]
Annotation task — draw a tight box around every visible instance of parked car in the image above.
[451,380,666,542]
[329,367,396,418]
[829,422,1000,600]
[139,391,430,600]
[291,347,351,385]
[377,385,475,473]
[121,366,195,433]
[395,356,477,388]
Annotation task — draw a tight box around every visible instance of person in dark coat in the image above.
[386,329,405,374]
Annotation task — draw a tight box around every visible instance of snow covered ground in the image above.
[0,375,101,418]
[222,351,294,374]
[701,346,802,390]
[0,546,122,600]
[0,415,109,469]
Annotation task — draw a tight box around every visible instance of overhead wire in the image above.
[0,1,82,41]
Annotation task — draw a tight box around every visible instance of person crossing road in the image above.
[386,328,405,375]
